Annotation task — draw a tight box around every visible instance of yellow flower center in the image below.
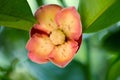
[50,29,65,45]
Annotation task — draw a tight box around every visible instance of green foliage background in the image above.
[0,0,120,80]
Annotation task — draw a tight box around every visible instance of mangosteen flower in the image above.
[26,4,82,68]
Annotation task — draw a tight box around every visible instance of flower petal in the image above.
[35,4,62,34]
[28,52,48,64]
[55,7,82,40]
[30,24,49,37]
[26,33,54,63]
[48,40,78,68]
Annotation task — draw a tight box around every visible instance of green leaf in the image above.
[107,60,120,80]
[59,0,66,7]
[0,0,36,31]
[101,26,120,52]
[79,0,120,33]
[36,0,44,6]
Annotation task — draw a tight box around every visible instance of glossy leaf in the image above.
[79,0,120,33]
[0,0,35,31]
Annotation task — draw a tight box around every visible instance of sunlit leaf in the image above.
[79,0,120,33]
[0,0,36,31]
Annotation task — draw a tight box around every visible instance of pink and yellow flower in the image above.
[26,4,82,68]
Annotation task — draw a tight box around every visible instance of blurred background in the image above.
[0,0,120,80]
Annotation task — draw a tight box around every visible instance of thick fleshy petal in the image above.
[35,4,62,34]
[48,41,78,68]
[30,24,49,37]
[55,7,82,40]
[28,52,48,64]
[26,33,54,63]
